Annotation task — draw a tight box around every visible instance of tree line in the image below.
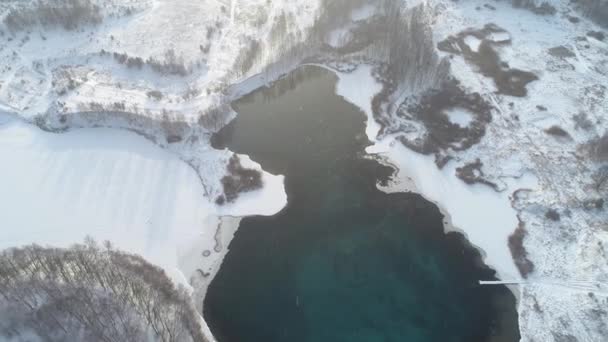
[0,239,207,342]
[3,0,103,32]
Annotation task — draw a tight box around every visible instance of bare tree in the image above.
[0,240,207,342]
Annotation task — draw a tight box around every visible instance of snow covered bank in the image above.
[331,0,608,339]
[0,119,211,282]
[333,64,383,140]
[0,118,287,342]
[215,154,287,217]
[334,64,535,280]
[368,139,537,279]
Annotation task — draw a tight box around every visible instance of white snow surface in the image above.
[463,34,482,52]
[0,116,286,342]
[1,0,608,341]
[368,139,537,279]
[423,1,608,341]
[335,64,534,280]
[445,107,475,127]
[334,65,383,140]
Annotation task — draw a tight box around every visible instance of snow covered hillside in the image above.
[0,0,607,341]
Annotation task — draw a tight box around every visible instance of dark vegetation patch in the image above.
[573,112,594,131]
[393,80,492,159]
[325,2,450,137]
[508,221,535,278]
[576,0,608,28]
[0,241,206,342]
[167,135,183,143]
[552,332,579,342]
[545,125,571,138]
[545,209,561,221]
[47,104,193,147]
[583,198,604,210]
[548,46,576,58]
[590,132,608,162]
[455,159,499,190]
[111,51,144,69]
[103,49,190,76]
[587,31,606,41]
[231,40,261,78]
[3,0,102,32]
[438,24,538,97]
[532,297,543,313]
[592,166,608,192]
[217,155,263,204]
[199,105,233,133]
[146,90,164,100]
[511,0,556,15]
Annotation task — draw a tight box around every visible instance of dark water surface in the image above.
[205,66,519,342]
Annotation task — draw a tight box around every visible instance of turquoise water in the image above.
[205,66,519,342]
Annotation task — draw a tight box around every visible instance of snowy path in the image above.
[230,0,236,25]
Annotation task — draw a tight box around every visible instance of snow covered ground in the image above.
[0,117,286,276]
[336,1,608,340]
[0,114,286,341]
[431,2,608,341]
[0,0,607,341]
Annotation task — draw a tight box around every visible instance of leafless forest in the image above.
[0,240,206,342]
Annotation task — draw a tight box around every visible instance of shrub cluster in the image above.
[217,155,263,204]
[0,240,206,342]
[106,49,189,76]
[508,223,535,278]
[3,0,102,31]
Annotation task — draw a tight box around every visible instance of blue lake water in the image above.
[205,66,519,342]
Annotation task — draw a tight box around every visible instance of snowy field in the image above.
[335,0,608,340]
[335,63,534,283]
[0,0,607,341]
[0,114,286,341]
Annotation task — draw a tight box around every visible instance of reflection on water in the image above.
[205,66,519,342]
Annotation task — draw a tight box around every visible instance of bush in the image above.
[508,223,535,278]
[577,0,608,27]
[199,105,232,132]
[146,90,164,100]
[573,112,593,131]
[112,52,144,69]
[146,49,189,76]
[511,0,556,15]
[0,240,206,342]
[545,125,570,138]
[110,50,188,76]
[545,209,560,221]
[218,155,263,204]
[587,31,605,41]
[3,0,102,31]
[591,132,608,162]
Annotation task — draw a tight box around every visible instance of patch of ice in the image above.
[464,35,482,52]
[333,65,383,140]
[445,107,475,127]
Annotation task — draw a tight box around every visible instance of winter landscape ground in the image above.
[0,0,607,341]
